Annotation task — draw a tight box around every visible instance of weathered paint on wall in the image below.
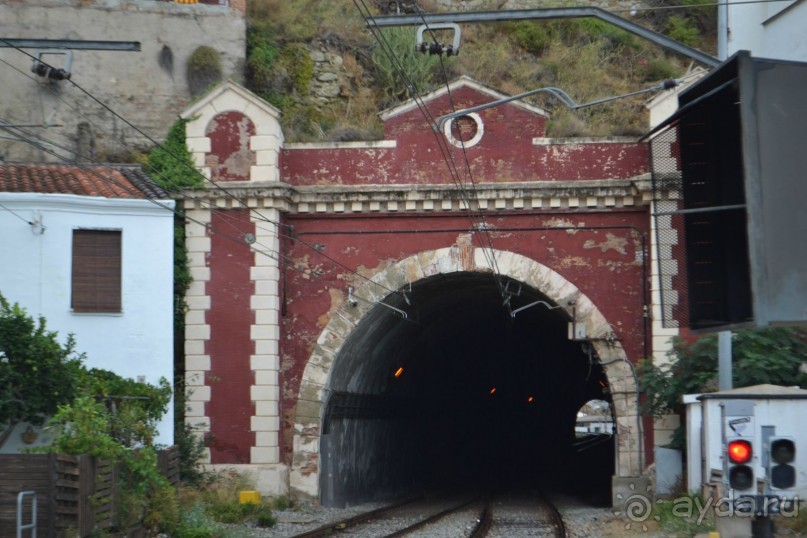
[278,210,650,462]
[206,209,256,463]
[181,77,655,494]
[282,84,648,186]
[206,112,257,182]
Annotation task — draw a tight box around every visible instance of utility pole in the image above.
[718,330,732,390]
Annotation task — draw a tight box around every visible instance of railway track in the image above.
[289,490,565,538]
[471,492,567,538]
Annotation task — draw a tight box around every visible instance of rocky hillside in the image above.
[243,0,716,141]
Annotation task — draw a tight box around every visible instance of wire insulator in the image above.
[428,43,443,55]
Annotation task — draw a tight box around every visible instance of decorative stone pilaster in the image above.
[184,205,213,463]
[249,208,282,464]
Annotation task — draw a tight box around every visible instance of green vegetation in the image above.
[371,26,446,101]
[146,119,205,479]
[187,45,223,97]
[0,294,186,535]
[0,296,274,536]
[639,327,807,449]
[146,117,203,342]
[0,295,85,447]
[177,471,281,536]
[242,0,716,140]
[652,493,716,536]
[667,15,700,47]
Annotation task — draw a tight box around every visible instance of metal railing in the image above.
[17,491,36,538]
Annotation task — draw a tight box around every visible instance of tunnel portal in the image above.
[320,272,615,507]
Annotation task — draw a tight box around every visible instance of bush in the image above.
[654,493,715,536]
[371,26,443,101]
[639,57,680,82]
[177,504,222,538]
[176,471,277,531]
[667,15,700,47]
[507,21,554,54]
[144,485,181,535]
[36,368,175,534]
[639,327,807,448]
[203,499,275,526]
[0,295,85,444]
[280,43,315,95]
[187,46,222,97]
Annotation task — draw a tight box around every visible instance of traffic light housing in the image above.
[769,438,796,490]
[727,438,755,491]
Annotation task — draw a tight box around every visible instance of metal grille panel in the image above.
[649,124,687,329]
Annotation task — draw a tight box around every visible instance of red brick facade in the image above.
[181,78,655,498]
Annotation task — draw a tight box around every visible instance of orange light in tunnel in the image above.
[489,387,497,395]
[599,380,607,388]
[394,367,404,378]
[528,396,534,403]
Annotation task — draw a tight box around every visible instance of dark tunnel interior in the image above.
[320,273,614,507]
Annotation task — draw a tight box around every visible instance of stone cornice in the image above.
[178,176,654,213]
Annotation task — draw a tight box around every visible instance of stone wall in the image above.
[0,0,245,162]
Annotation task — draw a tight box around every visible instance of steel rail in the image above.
[385,497,483,537]
[288,496,424,538]
[470,493,567,538]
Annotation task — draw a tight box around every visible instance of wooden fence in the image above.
[0,446,180,538]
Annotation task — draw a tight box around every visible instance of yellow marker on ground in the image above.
[239,490,261,505]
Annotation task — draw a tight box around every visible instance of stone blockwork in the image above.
[0,0,245,162]
[184,207,213,463]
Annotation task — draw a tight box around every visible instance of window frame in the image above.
[71,228,123,314]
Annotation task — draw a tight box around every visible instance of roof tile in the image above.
[0,164,168,199]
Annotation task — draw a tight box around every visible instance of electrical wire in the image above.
[611,0,794,13]
[0,201,35,225]
[352,0,506,293]
[0,40,404,298]
[1,116,404,298]
[411,2,507,286]
[0,120,294,274]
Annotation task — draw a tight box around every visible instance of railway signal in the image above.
[769,438,796,490]
[727,438,755,491]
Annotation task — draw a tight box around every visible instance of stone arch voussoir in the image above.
[289,247,641,499]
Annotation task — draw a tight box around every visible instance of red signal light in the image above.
[728,440,752,464]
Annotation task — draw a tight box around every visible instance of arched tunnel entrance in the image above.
[318,271,617,507]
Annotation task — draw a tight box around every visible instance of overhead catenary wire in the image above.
[0,40,405,298]
[0,119,305,275]
[411,2,507,286]
[1,117,400,296]
[351,0,506,294]
[0,118,337,276]
[611,0,793,13]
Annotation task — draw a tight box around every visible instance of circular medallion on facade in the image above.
[442,112,484,148]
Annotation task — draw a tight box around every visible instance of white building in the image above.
[722,0,807,61]
[0,164,176,449]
